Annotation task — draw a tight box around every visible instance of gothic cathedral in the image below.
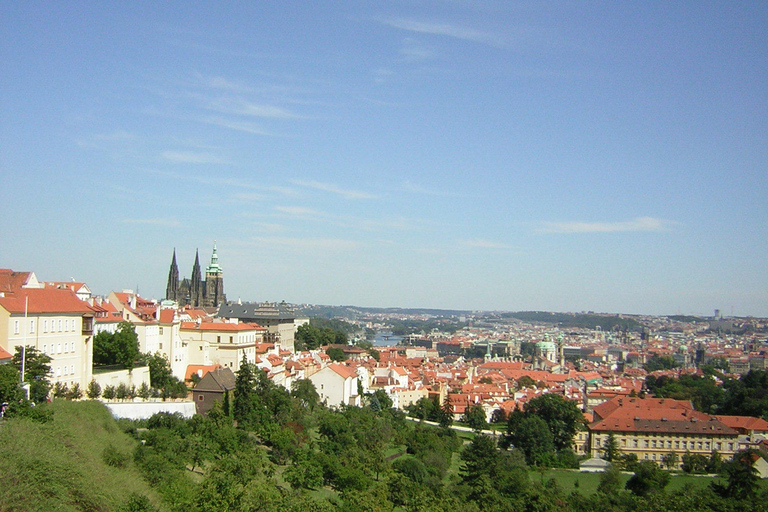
[165,242,226,308]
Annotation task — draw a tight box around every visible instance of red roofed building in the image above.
[588,396,741,468]
[180,320,266,371]
[309,362,361,407]
[0,278,95,392]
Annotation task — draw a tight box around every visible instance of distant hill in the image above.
[298,304,473,320]
[501,311,643,331]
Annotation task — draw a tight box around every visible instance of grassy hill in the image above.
[0,400,161,512]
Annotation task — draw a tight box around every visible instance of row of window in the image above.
[599,436,734,453]
[55,365,76,377]
[42,342,76,355]
[13,318,79,335]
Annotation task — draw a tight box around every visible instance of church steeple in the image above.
[165,249,179,301]
[190,249,203,307]
[206,240,223,274]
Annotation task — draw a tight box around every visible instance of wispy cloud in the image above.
[462,239,514,249]
[201,116,281,136]
[291,180,378,200]
[160,151,228,164]
[539,216,674,234]
[378,17,505,48]
[121,218,181,227]
[401,180,464,198]
[275,206,324,217]
[144,168,300,197]
[400,38,436,61]
[206,97,302,119]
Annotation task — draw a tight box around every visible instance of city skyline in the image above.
[1,2,766,316]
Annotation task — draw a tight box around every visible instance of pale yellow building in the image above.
[0,270,94,392]
[588,396,740,468]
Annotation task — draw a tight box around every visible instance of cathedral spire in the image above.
[165,248,179,301]
[190,249,203,307]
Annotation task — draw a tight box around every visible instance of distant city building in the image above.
[217,301,298,351]
[165,242,226,308]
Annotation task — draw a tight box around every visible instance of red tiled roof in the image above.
[0,288,92,314]
[329,363,358,380]
[185,364,220,382]
[180,321,264,332]
[158,308,176,324]
[0,346,13,361]
[715,415,768,433]
[0,269,33,294]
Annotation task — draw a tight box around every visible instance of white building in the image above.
[309,363,361,407]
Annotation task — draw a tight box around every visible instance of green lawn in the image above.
[534,468,768,495]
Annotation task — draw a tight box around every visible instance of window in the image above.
[30,320,35,333]
[43,344,47,354]
[217,336,221,343]
[198,395,204,401]
[58,320,62,331]
[57,343,62,354]
[159,327,163,335]
[229,336,233,343]
[64,342,68,352]
[14,321,19,335]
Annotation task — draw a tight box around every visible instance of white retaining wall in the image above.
[105,401,196,420]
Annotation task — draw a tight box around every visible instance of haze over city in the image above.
[1,2,766,316]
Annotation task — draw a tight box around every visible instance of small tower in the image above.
[204,241,226,308]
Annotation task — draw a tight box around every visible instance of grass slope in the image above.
[0,400,161,512]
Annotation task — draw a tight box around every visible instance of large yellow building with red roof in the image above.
[0,269,95,393]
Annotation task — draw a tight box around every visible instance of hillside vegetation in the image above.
[0,400,160,512]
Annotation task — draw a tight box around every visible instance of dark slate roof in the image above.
[217,301,298,320]
[194,367,236,392]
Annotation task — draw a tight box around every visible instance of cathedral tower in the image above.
[204,241,226,308]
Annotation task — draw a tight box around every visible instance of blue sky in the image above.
[1,2,766,316]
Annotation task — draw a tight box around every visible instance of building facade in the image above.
[0,271,94,392]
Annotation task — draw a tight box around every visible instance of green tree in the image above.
[517,375,536,389]
[706,450,724,474]
[662,451,679,471]
[234,355,257,427]
[461,403,488,432]
[596,463,622,495]
[712,449,761,500]
[601,432,621,462]
[0,363,22,403]
[102,385,116,400]
[114,322,140,370]
[681,451,708,474]
[438,395,454,428]
[625,460,670,496]
[327,347,346,362]
[86,379,101,399]
[67,383,83,400]
[509,415,555,466]
[144,352,173,389]
[137,382,151,400]
[13,346,51,402]
[524,393,585,450]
